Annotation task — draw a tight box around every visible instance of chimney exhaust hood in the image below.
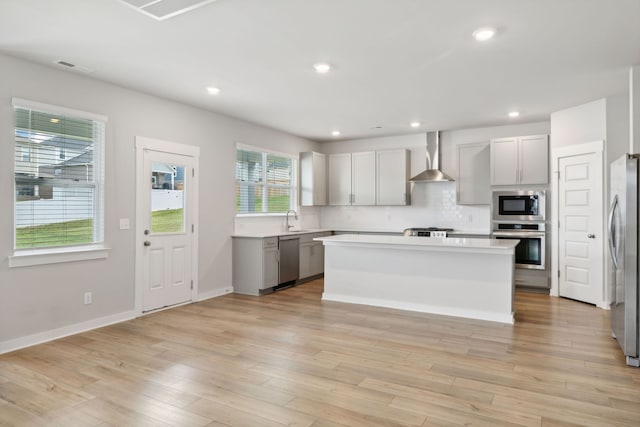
[409,131,454,182]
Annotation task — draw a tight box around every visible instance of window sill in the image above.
[8,245,111,268]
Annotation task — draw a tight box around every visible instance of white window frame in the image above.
[236,143,298,216]
[8,98,110,267]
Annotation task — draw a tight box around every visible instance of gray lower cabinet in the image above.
[299,232,332,280]
[232,236,279,295]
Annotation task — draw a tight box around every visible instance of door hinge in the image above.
[191,280,194,290]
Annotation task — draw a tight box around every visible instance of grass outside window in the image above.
[16,208,185,249]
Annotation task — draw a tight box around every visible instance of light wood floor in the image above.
[1,279,640,427]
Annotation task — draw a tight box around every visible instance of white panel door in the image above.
[351,151,376,205]
[558,152,603,304]
[141,150,194,312]
[328,153,352,205]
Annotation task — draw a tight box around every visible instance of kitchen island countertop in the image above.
[315,234,517,253]
[317,234,518,324]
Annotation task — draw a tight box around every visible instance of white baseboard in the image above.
[322,293,514,325]
[0,310,136,355]
[197,286,233,302]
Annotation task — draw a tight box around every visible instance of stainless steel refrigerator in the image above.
[608,154,640,367]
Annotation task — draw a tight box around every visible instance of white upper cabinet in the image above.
[518,135,549,184]
[328,153,352,205]
[328,149,409,206]
[490,135,548,185]
[300,152,327,206]
[457,142,490,205]
[377,149,410,206]
[490,137,519,185]
[351,151,376,205]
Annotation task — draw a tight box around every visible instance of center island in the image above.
[315,234,519,324]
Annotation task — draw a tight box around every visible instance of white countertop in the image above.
[231,228,333,238]
[316,234,518,254]
[232,228,490,239]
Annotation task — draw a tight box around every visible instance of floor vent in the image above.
[116,0,218,21]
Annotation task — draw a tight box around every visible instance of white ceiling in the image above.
[1,0,639,142]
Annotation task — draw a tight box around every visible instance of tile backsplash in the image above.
[318,182,490,233]
[234,183,490,235]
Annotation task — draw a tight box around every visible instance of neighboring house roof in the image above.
[60,151,92,166]
[152,163,174,174]
[15,129,93,150]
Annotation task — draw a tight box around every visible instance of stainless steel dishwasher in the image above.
[278,235,300,285]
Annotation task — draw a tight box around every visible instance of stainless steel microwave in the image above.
[492,190,546,222]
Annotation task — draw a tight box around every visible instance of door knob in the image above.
[144,241,151,246]
[587,234,595,239]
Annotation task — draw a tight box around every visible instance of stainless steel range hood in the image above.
[409,131,454,182]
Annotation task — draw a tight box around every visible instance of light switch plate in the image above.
[119,218,130,230]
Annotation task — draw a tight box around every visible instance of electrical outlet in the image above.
[84,292,92,305]
[119,218,130,230]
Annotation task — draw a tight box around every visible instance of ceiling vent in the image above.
[117,0,219,21]
[54,60,93,74]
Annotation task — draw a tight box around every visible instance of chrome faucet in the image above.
[285,209,298,231]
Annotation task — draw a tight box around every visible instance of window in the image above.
[13,98,106,251]
[21,146,30,162]
[236,146,297,214]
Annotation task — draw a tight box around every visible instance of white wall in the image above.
[549,95,630,305]
[318,122,550,233]
[632,66,640,153]
[606,94,631,173]
[550,99,607,147]
[0,53,318,349]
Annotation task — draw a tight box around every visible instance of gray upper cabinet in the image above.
[351,151,376,206]
[376,149,410,206]
[300,152,327,206]
[490,135,549,185]
[457,142,490,205]
[328,149,410,206]
[328,153,352,205]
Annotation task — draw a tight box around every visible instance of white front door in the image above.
[558,152,603,304]
[136,137,199,313]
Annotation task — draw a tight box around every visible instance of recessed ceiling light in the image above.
[314,63,331,74]
[50,118,60,123]
[508,111,520,118]
[206,86,221,95]
[410,122,421,128]
[473,27,496,42]
[331,130,341,137]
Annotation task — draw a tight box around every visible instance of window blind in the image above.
[236,147,296,214]
[13,103,105,250]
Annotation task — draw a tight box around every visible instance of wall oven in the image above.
[492,190,545,222]
[492,223,545,270]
